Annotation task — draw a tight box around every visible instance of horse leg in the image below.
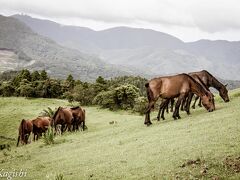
[157,100,165,121]
[173,94,185,120]
[17,135,20,147]
[185,93,194,115]
[161,99,169,120]
[198,98,202,107]
[166,100,169,114]
[144,100,155,125]
[180,97,186,111]
[67,123,72,132]
[170,99,174,112]
[82,121,85,131]
[192,95,199,109]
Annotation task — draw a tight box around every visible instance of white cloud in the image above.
[0,0,240,41]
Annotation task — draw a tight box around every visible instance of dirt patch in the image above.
[224,156,240,173]
[180,158,201,168]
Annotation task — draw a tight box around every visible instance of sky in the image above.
[0,0,240,42]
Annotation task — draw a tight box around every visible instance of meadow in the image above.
[0,89,239,179]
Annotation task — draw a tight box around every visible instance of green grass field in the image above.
[0,90,240,179]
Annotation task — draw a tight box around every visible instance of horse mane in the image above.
[52,107,61,120]
[70,106,80,110]
[182,73,207,95]
[202,70,224,90]
[196,76,210,91]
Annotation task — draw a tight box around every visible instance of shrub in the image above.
[133,96,148,115]
[43,127,55,145]
[55,173,64,180]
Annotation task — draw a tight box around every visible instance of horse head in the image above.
[219,84,230,102]
[201,91,215,112]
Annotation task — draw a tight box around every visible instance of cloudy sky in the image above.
[0,0,240,42]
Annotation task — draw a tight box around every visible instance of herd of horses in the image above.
[17,106,86,146]
[144,70,230,125]
[16,70,229,146]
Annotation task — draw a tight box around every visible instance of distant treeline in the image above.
[0,70,148,114]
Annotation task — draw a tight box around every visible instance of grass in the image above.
[0,90,239,179]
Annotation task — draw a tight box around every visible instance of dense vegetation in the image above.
[0,70,148,113]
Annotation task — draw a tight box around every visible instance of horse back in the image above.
[149,74,191,99]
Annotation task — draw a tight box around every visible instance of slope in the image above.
[0,89,239,179]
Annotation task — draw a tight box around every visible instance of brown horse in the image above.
[52,107,73,132]
[69,106,86,131]
[145,73,215,125]
[32,117,51,141]
[157,73,216,120]
[16,119,33,146]
[189,70,229,109]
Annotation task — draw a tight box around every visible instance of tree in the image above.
[96,76,106,84]
[0,83,15,96]
[31,71,41,81]
[115,84,140,109]
[66,74,75,90]
[40,70,48,81]
[20,69,31,82]
[18,83,34,97]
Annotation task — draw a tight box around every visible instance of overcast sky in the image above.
[0,0,240,42]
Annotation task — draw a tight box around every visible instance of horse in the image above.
[16,119,33,146]
[32,116,51,141]
[52,107,74,133]
[69,106,86,131]
[157,73,216,120]
[189,70,229,109]
[145,73,215,125]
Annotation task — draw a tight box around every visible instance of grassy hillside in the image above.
[0,89,239,179]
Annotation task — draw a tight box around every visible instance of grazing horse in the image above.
[52,107,73,132]
[32,117,51,141]
[189,70,229,109]
[17,119,33,146]
[145,73,215,125]
[69,106,86,131]
[157,73,216,120]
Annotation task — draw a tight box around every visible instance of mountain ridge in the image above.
[12,14,240,80]
[0,15,148,81]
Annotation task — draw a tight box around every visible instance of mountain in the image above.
[0,15,144,81]
[13,14,240,81]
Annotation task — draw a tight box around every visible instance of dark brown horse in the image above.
[52,107,74,132]
[157,73,217,120]
[145,73,215,125]
[69,106,86,131]
[17,119,33,146]
[32,117,51,141]
[189,70,229,109]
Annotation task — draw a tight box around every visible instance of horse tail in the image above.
[145,82,154,102]
[17,119,25,146]
[82,109,86,131]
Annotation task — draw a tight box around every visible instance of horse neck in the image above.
[189,78,206,97]
[210,76,224,91]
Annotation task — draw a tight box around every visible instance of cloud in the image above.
[0,0,240,41]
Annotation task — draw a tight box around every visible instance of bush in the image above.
[43,127,55,145]
[93,90,117,110]
[133,96,148,115]
[55,173,64,180]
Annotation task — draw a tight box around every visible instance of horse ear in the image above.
[225,84,228,87]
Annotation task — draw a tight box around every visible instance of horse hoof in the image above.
[157,117,160,121]
[187,112,190,115]
[178,116,181,119]
[192,106,195,109]
[144,122,152,126]
[161,117,165,120]
[173,116,177,120]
